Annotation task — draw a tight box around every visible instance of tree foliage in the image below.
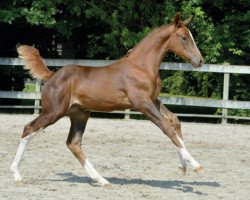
[0,0,249,108]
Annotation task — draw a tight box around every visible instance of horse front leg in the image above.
[66,109,110,186]
[138,99,204,174]
[155,99,187,174]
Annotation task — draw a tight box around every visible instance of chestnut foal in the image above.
[11,13,204,186]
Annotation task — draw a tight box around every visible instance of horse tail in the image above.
[17,45,54,80]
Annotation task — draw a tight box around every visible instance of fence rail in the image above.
[1,58,250,122]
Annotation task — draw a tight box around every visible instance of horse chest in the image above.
[125,72,162,102]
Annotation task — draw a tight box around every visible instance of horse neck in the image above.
[127,24,175,74]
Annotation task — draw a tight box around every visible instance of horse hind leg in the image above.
[10,111,64,182]
[66,107,110,186]
[10,127,40,182]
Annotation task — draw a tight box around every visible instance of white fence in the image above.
[0,58,250,122]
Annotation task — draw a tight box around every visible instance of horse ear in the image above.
[173,12,182,28]
[182,16,192,26]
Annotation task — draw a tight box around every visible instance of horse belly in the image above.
[74,88,131,112]
[72,68,131,111]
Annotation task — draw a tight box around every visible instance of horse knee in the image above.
[66,141,81,155]
[66,141,75,153]
[172,114,181,128]
[66,140,74,150]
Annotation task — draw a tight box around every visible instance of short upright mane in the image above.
[125,24,173,56]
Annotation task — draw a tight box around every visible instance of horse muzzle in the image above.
[191,57,204,68]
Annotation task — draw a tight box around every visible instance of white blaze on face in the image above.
[188,30,198,50]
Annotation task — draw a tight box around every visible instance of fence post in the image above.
[34,79,41,114]
[125,109,130,119]
[222,73,230,123]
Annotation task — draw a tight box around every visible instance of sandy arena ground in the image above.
[0,114,249,200]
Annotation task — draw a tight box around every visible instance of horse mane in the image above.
[124,23,173,57]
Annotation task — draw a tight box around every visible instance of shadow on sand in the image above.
[48,172,220,196]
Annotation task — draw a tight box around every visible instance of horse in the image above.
[10,13,204,186]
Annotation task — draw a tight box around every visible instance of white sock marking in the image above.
[84,159,110,186]
[10,138,27,181]
[176,134,201,169]
[10,131,40,181]
[178,148,201,169]
[178,151,187,169]
[176,134,187,169]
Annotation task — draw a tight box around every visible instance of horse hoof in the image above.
[14,180,25,186]
[90,182,111,187]
[90,178,111,187]
[13,174,23,182]
[103,183,112,189]
[194,166,204,174]
[99,181,111,187]
[178,166,187,175]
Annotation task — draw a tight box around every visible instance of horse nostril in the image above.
[199,58,204,66]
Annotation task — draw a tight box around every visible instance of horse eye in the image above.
[182,36,187,41]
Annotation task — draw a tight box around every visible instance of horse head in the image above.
[168,13,204,68]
